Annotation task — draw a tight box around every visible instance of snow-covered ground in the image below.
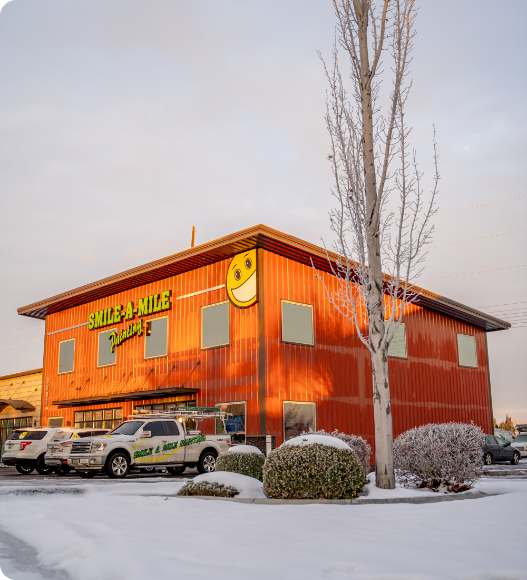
[0,478,526,580]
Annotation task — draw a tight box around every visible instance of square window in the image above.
[202,302,230,349]
[282,301,314,346]
[388,323,407,358]
[283,401,316,440]
[74,412,83,423]
[98,329,116,367]
[145,317,168,359]
[457,334,478,368]
[58,339,75,374]
[104,409,113,420]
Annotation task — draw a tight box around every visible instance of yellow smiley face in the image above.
[226,249,258,308]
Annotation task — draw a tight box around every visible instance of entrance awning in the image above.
[52,385,199,408]
[0,399,36,412]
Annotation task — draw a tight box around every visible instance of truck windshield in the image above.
[109,421,144,435]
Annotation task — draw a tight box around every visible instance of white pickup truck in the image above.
[67,407,231,478]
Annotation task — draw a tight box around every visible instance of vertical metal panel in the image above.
[42,249,493,458]
[263,252,492,450]
[42,258,259,433]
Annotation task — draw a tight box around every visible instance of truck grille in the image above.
[71,442,92,454]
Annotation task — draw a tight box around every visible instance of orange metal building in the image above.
[18,225,509,452]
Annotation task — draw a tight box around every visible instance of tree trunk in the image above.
[372,348,395,488]
[357,3,396,489]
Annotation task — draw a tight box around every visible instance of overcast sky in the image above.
[0,0,525,422]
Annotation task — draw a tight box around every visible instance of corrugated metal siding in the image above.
[43,259,260,432]
[43,249,492,454]
[262,252,491,449]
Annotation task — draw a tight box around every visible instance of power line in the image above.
[309,195,527,241]
[441,146,527,171]
[477,301,527,309]
[415,264,526,283]
[0,324,45,342]
[0,337,44,352]
[0,356,42,369]
[426,230,526,249]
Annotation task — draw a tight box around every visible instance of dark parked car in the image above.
[483,435,521,465]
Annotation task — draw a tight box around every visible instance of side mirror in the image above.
[140,431,151,438]
[505,441,511,447]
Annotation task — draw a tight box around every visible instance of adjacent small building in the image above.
[0,368,43,460]
[16,225,509,454]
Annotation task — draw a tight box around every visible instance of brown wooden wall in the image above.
[42,249,492,451]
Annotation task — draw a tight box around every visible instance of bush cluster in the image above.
[393,422,486,490]
[263,443,364,499]
[178,481,238,497]
[302,428,371,478]
[215,451,265,482]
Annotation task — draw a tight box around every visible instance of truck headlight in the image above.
[93,443,107,451]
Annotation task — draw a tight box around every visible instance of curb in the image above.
[171,491,489,505]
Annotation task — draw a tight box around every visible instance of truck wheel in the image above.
[511,452,520,465]
[15,464,34,475]
[197,450,217,474]
[35,455,54,475]
[167,465,186,475]
[54,465,72,475]
[77,471,97,478]
[106,453,130,479]
[484,452,493,465]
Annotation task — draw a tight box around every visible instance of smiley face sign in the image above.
[226,249,258,308]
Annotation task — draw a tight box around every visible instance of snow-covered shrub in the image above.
[216,446,265,482]
[393,422,486,491]
[178,481,237,497]
[302,428,371,478]
[263,440,364,499]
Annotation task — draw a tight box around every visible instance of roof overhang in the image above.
[0,399,36,412]
[18,224,509,332]
[52,386,199,408]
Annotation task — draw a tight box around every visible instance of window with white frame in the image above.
[281,301,314,346]
[145,317,168,359]
[202,302,230,349]
[58,338,75,374]
[283,401,316,440]
[388,323,407,359]
[457,334,478,368]
[98,329,116,367]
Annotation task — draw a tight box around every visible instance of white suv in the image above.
[511,433,527,458]
[45,428,109,474]
[2,428,62,474]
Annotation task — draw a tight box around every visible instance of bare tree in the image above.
[314,0,439,488]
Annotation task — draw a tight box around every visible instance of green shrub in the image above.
[263,443,364,499]
[178,481,237,497]
[215,451,265,482]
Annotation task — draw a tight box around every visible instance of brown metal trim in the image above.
[0,399,36,411]
[17,224,510,332]
[52,386,200,408]
[0,368,43,382]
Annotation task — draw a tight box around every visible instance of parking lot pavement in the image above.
[0,466,198,486]
[482,458,527,476]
